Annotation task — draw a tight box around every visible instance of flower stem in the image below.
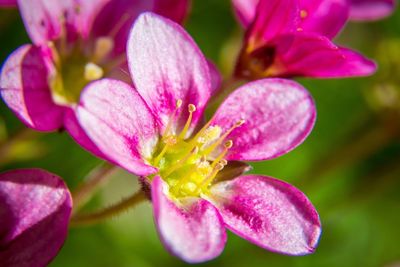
[70,190,147,227]
[72,162,117,213]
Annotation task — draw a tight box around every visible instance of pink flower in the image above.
[76,13,321,263]
[349,0,396,21]
[0,169,72,267]
[233,0,377,79]
[0,0,190,156]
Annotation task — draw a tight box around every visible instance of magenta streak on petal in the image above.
[209,175,321,255]
[76,78,158,176]
[0,44,65,131]
[0,169,72,267]
[151,176,227,263]
[127,12,211,137]
[210,78,316,161]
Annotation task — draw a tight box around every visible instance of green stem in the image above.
[70,190,147,227]
[72,162,117,213]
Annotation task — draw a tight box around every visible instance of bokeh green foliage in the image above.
[0,1,400,266]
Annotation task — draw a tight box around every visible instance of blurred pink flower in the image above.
[233,0,377,79]
[76,13,321,263]
[0,169,72,267]
[0,0,190,156]
[349,0,396,21]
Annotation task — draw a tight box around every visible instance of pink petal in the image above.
[299,0,350,38]
[151,176,227,263]
[209,175,321,255]
[349,0,395,21]
[63,108,105,158]
[127,12,211,137]
[17,0,82,44]
[247,0,299,46]
[76,79,158,176]
[0,169,72,266]
[207,59,222,97]
[0,0,16,7]
[0,45,65,131]
[232,0,259,27]
[153,0,191,24]
[273,33,377,78]
[210,78,316,161]
[90,0,154,56]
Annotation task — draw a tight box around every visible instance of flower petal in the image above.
[151,176,226,263]
[76,79,158,176]
[247,0,299,46]
[210,78,316,161]
[299,0,350,38]
[273,33,377,78]
[208,175,321,255]
[0,0,16,7]
[17,0,83,44]
[0,169,72,266]
[63,108,105,158]
[232,0,259,27]
[349,0,395,21]
[90,0,154,55]
[153,0,191,24]
[127,12,211,137]
[0,45,65,131]
[207,59,222,97]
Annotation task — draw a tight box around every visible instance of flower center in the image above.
[148,100,244,200]
[48,33,115,106]
[236,45,282,79]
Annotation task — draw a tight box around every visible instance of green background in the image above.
[1,1,399,266]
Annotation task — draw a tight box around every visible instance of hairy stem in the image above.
[70,190,147,227]
[72,162,117,213]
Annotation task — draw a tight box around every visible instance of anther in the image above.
[236,119,245,127]
[224,140,233,149]
[84,62,104,81]
[219,159,228,166]
[176,99,183,108]
[178,104,197,139]
[188,104,196,112]
[93,37,114,63]
[300,10,308,19]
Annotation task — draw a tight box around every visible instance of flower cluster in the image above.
[0,0,395,265]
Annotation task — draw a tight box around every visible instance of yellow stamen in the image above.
[194,163,225,195]
[153,136,177,166]
[84,62,104,81]
[163,146,199,178]
[178,104,196,139]
[211,140,233,168]
[203,120,244,156]
[93,37,114,63]
[163,99,182,138]
[300,10,308,19]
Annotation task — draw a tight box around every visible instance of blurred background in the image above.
[1,1,399,266]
